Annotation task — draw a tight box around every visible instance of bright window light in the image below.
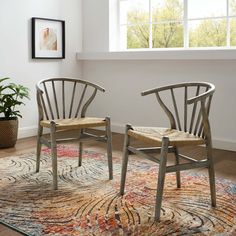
[119,0,236,49]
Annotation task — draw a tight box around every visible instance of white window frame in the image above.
[119,0,236,50]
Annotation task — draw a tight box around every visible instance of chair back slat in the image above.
[81,88,97,118]
[189,85,200,134]
[193,105,202,136]
[197,93,213,138]
[75,84,88,118]
[155,92,176,129]
[184,86,188,132]
[69,82,77,118]
[200,98,213,141]
[142,82,215,139]
[206,94,213,115]
[52,81,60,119]
[195,87,209,136]
[36,78,105,121]
[170,88,182,130]
[39,92,49,120]
[62,81,65,119]
[198,123,204,137]
[43,82,54,120]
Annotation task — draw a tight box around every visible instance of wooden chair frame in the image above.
[120,82,216,221]
[36,78,113,190]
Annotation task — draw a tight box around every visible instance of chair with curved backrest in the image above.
[36,78,113,190]
[120,82,216,221]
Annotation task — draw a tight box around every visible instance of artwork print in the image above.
[40,27,57,51]
[32,17,65,59]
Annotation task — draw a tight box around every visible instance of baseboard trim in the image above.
[18,126,38,139]
[111,122,125,134]
[212,138,236,152]
[18,124,236,152]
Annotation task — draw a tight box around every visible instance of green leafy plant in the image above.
[0,77,30,119]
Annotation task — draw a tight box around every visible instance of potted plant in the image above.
[0,77,30,148]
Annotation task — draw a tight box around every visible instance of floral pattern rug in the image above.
[0,146,235,236]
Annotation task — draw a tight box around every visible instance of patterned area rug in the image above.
[0,146,235,236]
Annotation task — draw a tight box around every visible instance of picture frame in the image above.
[32,17,65,59]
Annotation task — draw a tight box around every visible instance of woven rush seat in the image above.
[128,127,205,146]
[40,117,106,130]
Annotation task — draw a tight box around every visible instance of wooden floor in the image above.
[0,132,235,236]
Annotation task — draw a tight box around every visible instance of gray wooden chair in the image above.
[36,78,113,190]
[120,82,216,221]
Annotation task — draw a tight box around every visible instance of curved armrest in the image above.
[141,82,215,102]
[84,81,105,92]
[141,82,195,96]
[36,78,105,93]
[187,84,215,104]
[36,84,44,94]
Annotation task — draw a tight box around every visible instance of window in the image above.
[119,0,236,49]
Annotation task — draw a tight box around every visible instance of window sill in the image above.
[76,49,236,60]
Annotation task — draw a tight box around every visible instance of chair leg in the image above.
[78,141,83,167]
[50,121,58,190]
[105,117,113,180]
[36,125,43,173]
[174,147,181,188]
[206,141,216,207]
[155,137,169,221]
[78,129,83,167]
[120,124,131,195]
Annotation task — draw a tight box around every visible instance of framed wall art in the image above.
[32,17,65,59]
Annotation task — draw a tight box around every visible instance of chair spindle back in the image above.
[142,82,215,139]
[36,78,105,121]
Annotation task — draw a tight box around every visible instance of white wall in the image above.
[0,0,82,138]
[82,0,109,52]
[81,0,236,151]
